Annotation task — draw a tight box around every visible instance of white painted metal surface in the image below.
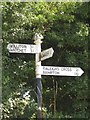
[41,66,84,76]
[39,48,54,61]
[7,43,39,53]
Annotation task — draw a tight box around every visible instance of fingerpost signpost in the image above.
[7,33,84,119]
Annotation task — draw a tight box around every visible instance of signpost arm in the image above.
[34,33,43,119]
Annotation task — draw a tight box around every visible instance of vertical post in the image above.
[34,33,43,119]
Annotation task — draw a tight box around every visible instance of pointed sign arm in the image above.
[40,66,84,76]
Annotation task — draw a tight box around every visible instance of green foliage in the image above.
[2,95,37,119]
[2,2,89,119]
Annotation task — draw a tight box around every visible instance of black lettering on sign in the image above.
[61,67,72,71]
[16,45,26,49]
[43,70,60,75]
[41,51,49,58]
[30,45,34,52]
[43,67,59,72]
[10,44,27,53]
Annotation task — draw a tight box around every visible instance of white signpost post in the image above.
[7,33,84,119]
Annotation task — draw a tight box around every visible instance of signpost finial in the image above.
[34,33,43,44]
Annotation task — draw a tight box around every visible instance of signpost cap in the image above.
[34,33,43,44]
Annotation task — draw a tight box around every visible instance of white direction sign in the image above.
[39,48,54,61]
[7,43,39,53]
[40,66,84,76]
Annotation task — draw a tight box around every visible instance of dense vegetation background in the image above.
[2,2,89,119]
